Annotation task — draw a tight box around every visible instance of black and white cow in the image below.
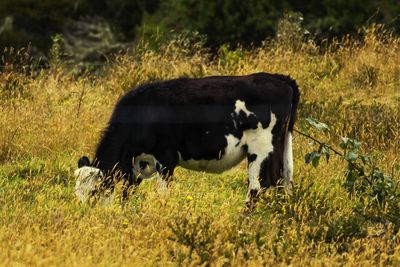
[74,72,300,205]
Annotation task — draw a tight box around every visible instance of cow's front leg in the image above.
[157,168,174,194]
[154,150,178,193]
[122,173,142,202]
[157,176,168,192]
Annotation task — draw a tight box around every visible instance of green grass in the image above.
[0,25,399,265]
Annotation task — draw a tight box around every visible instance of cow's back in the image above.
[111,73,293,124]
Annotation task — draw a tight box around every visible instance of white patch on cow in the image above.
[178,134,246,173]
[244,113,277,202]
[283,131,293,192]
[132,153,160,179]
[178,108,278,200]
[74,166,103,203]
[235,100,254,117]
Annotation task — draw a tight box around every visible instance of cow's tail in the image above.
[287,78,300,133]
[283,77,300,190]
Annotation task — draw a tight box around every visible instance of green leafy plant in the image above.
[300,118,331,168]
[298,118,399,209]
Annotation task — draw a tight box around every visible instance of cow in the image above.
[74,72,300,207]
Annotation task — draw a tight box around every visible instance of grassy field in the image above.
[0,25,400,266]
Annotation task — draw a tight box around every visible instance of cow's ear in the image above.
[78,156,90,168]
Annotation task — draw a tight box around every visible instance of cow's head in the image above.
[74,156,103,203]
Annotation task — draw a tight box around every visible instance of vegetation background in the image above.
[1,0,400,61]
[0,1,400,266]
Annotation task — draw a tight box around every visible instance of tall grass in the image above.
[0,24,399,265]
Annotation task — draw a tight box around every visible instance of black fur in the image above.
[78,156,90,168]
[81,72,300,199]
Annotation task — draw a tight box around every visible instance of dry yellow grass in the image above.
[0,25,399,266]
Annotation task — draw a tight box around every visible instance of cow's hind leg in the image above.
[246,149,284,210]
[283,131,293,192]
[244,114,277,209]
[246,153,263,209]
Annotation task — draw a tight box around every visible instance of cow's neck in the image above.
[94,130,125,173]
